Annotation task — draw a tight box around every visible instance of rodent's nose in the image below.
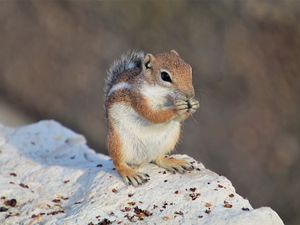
[186,89,195,99]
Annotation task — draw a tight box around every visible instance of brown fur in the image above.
[105,89,132,107]
[107,117,140,178]
[145,52,195,98]
[132,94,177,124]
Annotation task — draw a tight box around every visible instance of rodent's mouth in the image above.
[187,100,192,109]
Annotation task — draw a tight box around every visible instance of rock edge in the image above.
[0,121,284,225]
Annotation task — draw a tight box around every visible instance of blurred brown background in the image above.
[0,0,299,224]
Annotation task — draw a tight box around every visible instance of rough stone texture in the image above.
[0,121,283,225]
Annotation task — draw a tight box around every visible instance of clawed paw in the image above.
[116,163,150,187]
[164,161,194,174]
[175,98,199,114]
[122,172,150,187]
[155,156,195,174]
[188,98,200,113]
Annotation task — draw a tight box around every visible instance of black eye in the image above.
[160,71,172,82]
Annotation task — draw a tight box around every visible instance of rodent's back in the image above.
[105,51,144,97]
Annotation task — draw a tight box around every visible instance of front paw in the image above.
[174,98,199,121]
[188,98,200,113]
[175,99,189,113]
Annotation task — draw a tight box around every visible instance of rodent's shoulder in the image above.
[105,51,144,96]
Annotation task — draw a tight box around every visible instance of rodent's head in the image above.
[142,50,195,99]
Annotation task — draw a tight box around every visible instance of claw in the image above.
[123,176,130,185]
[137,175,145,182]
[188,167,194,171]
[123,173,150,186]
[138,174,149,184]
[172,167,179,172]
[181,165,190,172]
[133,176,141,185]
[172,167,183,174]
[166,168,176,174]
[188,99,200,111]
[130,177,139,187]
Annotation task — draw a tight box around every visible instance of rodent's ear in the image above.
[144,53,155,69]
[170,50,180,56]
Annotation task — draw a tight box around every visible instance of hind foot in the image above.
[116,163,150,187]
[154,155,194,174]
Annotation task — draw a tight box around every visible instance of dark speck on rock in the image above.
[52,199,61,203]
[46,210,65,216]
[189,187,196,192]
[19,183,29,189]
[205,209,211,214]
[4,199,17,207]
[224,203,233,208]
[189,193,200,200]
[0,207,8,212]
[174,211,184,216]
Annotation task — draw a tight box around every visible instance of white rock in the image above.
[0,120,284,225]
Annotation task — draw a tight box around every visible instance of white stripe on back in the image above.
[108,82,131,96]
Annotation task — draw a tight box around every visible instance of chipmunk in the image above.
[104,50,199,186]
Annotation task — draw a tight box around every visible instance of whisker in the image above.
[190,114,199,125]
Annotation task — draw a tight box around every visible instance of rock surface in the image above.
[0,121,284,225]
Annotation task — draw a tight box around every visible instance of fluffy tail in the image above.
[105,50,144,96]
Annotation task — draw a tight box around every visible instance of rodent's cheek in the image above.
[166,94,175,102]
[165,95,176,107]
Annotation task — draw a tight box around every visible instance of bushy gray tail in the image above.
[105,50,144,96]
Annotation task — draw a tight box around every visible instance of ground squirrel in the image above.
[104,50,200,186]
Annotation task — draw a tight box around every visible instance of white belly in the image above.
[110,103,180,165]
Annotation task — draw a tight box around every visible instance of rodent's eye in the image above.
[160,71,172,83]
